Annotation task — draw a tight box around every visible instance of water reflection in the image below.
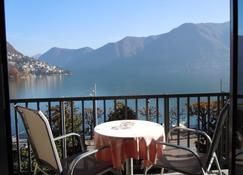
[9,71,229,99]
[9,75,65,99]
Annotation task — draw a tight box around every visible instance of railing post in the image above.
[25,102,32,172]
[177,97,180,145]
[146,98,149,121]
[220,95,225,108]
[70,101,75,151]
[156,98,159,123]
[92,99,97,136]
[60,101,67,158]
[14,104,21,173]
[125,99,128,119]
[135,99,138,119]
[103,100,106,122]
[187,97,190,147]
[81,100,85,148]
[164,97,170,138]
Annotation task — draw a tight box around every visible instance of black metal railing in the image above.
[10,92,229,174]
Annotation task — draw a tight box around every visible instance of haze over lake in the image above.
[9,72,229,99]
[8,22,230,99]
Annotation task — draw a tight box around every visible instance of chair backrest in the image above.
[15,106,63,173]
[206,100,230,167]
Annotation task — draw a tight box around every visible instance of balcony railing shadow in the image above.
[10,92,229,174]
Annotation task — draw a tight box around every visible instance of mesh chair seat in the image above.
[62,153,112,175]
[155,146,207,175]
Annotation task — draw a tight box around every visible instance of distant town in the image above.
[7,42,70,79]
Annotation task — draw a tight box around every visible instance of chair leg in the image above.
[160,168,164,175]
[33,164,48,175]
[144,165,152,175]
[206,152,222,175]
[207,155,215,173]
[202,168,208,175]
[213,153,222,175]
[33,164,38,175]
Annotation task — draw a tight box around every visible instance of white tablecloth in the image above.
[94,120,165,169]
[94,120,164,146]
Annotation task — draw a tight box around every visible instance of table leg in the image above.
[126,158,133,175]
[147,145,150,161]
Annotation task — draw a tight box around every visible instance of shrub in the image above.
[108,102,136,121]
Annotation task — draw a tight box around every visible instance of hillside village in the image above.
[7,42,69,79]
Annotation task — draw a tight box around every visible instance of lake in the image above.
[9,72,229,136]
[9,71,229,99]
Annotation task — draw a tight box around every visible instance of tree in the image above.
[8,67,20,79]
[169,106,186,127]
[83,107,103,136]
[45,101,83,156]
[107,102,136,121]
[188,101,218,153]
[188,101,218,135]
[47,101,82,137]
[139,106,158,121]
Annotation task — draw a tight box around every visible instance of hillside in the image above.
[7,42,70,78]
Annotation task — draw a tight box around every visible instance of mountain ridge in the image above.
[38,21,230,85]
[39,21,229,70]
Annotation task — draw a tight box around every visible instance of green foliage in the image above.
[46,101,82,137]
[108,102,136,121]
[46,101,83,156]
[188,101,218,153]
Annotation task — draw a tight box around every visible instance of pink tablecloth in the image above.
[94,120,164,169]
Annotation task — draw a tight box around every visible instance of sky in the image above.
[5,0,230,56]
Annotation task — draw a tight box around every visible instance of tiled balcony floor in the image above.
[88,139,228,175]
[134,169,228,174]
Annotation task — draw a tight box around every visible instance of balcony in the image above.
[10,92,229,174]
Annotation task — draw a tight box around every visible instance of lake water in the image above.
[9,72,229,136]
[9,72,229,99]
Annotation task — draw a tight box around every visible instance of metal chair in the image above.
[145,100,229,175]
[15,105,113,175]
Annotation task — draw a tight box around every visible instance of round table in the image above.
[94,120,164,175]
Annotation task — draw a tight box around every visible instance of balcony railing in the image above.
[10,92,229,174]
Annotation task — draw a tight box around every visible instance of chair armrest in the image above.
[68,145,110,175]
[156,141,204,168]
[235,150,243,158]
[54,133,81,141]
[54,133,85,151]
[168,127,212,144]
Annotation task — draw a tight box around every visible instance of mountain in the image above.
[7,42,70,79]
[39,22,230,85]
[40,22,229,67]
[32,53,42,59]
[40,47,93,68]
